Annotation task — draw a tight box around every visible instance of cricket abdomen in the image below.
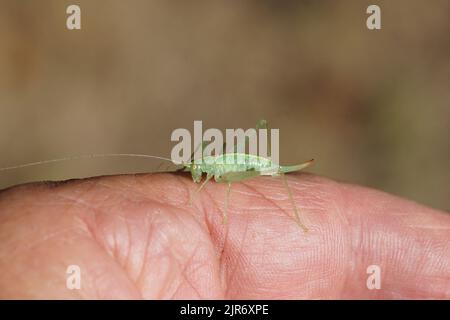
[200,153,278,176]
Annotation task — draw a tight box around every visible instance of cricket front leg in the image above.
[188,172,213,206]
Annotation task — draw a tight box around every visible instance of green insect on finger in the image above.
[185,120,314,232]
[0,119,314,232]
[188,153,314,232]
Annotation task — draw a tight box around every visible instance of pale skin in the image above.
[0,172,448,299]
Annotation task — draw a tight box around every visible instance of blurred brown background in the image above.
[0,0,449,210]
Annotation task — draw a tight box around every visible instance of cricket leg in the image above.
[191,141,210,162]
[217,170,261,224]
[256,119,268,130]
[223,182,232,224]
[280,173,309,232]
[155,161,165,172]
[189,172,213,206]
[178,141,210,172]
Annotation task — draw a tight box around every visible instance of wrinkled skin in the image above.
[0,173,448,299]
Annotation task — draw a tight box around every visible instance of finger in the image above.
[0,177,225,299]
[200,173,450,299]
[0,173,448,299]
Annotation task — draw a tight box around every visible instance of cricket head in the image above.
[189,163,203,183]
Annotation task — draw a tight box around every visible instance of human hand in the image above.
[0,173,448,299]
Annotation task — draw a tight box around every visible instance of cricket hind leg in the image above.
[280,173,309,232]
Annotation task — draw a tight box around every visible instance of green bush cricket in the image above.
[182,119,314,232]
[0,120,314,231]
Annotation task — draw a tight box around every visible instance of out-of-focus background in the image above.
[0,0,449,210]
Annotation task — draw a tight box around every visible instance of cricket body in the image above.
[184,121,314,232]
[0,119,314,231]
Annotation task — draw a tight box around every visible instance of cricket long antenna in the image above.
[0,153,184,172]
